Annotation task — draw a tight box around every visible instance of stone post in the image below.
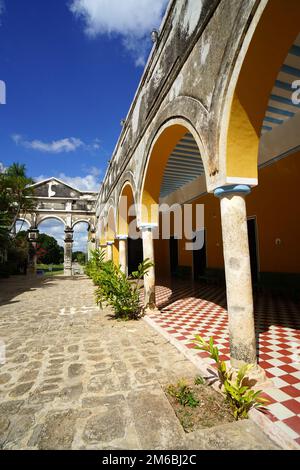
[117,235,128,275]
[64,227,74,276]
[27,228,39,275]
[140,224,157,310]
[88,227,96,261]
[214,185,256,368]
[106,241,114,262]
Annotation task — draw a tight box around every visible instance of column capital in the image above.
[107,241,114,246]
[116,234,128,240]
[214,184,251,199]
[139,223,158,232]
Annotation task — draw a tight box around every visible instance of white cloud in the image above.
[0,162,7,173]
[12,134,84,154]
[12,135,102,154]
[69,0,168,66]
[35,169,101,192]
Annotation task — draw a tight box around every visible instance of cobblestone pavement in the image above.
[0,275,278,450]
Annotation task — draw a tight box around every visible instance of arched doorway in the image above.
[118,181,143,275]
[72,221,90,270]
[139,120,208,308]
[36,217,66,275]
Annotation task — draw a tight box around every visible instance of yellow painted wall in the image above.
[113,241,119,266]
[247,152,300,273]
[187,152,300,274]
[226,0,300,179]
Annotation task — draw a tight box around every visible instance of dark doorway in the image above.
[193,230,206,281]
[170,236,179,276]
[247,218,259,285]
[128,237,143,275]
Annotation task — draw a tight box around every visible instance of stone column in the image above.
[64,227,74,276]
[88,228,96,261]
[140,224,157,310]
[106,241,114,262]
[27,228,39,275]
[215,185,256,368]
[117,235,128,275]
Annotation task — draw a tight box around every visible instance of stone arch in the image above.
[16,217,31,230]
[117,179,137,236]
[72,219,91,230]
[37,215,67,228]
[218,0,300,189]
[139,116,208,225]
[105,204,117,242]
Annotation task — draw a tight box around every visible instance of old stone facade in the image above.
[93,0,300,369]
[19,178,97,275]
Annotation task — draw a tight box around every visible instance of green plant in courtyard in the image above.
[86,249,153,320]
[167,379,199,408]
[194,336,268,420]
[194,375,206,386]
[85,249,106,284]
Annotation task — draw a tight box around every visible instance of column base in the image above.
[229,362,270,388]
[64,268,72,277]
[143,306,160,316]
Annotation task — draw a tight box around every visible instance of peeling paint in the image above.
[182,0,203,36]
[169,73,184,102]
[201,41,210,65]
[132,89,144,135]
[153,65,163,89]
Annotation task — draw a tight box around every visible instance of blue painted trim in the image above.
[214,185,251,199]
[270,94,300,109]
[290,45,300,57]
[267,106,294,118]
[281,64,300,79]
[263,116,284,125]
[139,223,158,231]
[275,80,293,91]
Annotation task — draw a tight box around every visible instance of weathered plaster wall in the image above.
[97,0,264,228]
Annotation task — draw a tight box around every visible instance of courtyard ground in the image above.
[0,275,278,450]
[146,280,300,447]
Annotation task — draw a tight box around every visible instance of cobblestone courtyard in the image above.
[0,275,278,450]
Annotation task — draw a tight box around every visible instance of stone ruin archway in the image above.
[19,177,97,276]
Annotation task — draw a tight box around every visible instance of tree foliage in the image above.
[36,233,64,265]
[0,163,35,248]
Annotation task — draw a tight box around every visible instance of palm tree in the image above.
[0,162,35,236]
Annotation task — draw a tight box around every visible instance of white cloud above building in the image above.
[69,0,168,66]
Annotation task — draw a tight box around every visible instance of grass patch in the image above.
[43,270,64,277]
[165,378,234,433]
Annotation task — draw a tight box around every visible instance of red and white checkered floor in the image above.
[146,281,300,447]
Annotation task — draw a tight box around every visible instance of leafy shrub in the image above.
[167,379,199,408]
[85,249,106,283]
[85,249,153,320]
[194,375,206,386]
[194,336,268,420]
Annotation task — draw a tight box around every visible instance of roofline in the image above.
[28,177,99,195]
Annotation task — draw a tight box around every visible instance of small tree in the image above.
[86,249,153,320]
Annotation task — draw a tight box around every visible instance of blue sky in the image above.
[1,0,167,249]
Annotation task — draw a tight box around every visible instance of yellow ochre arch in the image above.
[223,0,300,184]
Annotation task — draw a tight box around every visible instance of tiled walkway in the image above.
[147,280,300,446]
